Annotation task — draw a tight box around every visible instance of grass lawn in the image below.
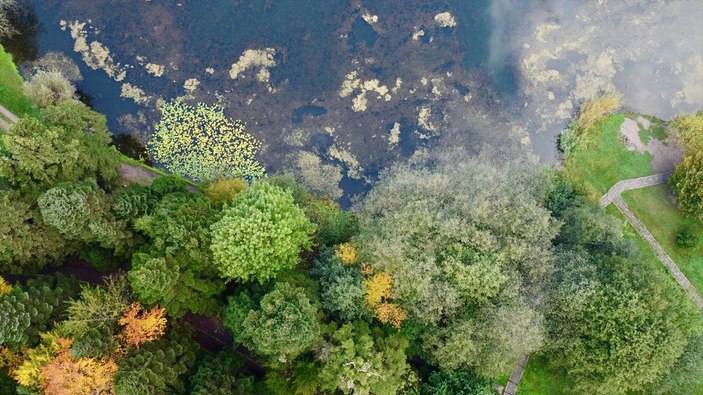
[622,184,703,294]
[0,44,35,117]
[561,113,656,200]
[517,355,572,395]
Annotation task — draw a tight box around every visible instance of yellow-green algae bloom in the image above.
[149,101,264,183]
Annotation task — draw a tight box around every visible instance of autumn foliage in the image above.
[375,302,407,329]
[39,340,117,395]
[364,272,393,307]
[334,243,357,265]
[0,276,11,297]
[117,302,167,348]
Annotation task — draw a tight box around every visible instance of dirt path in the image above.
[601,174,703,310]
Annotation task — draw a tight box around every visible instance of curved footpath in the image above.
[600,173,703,309]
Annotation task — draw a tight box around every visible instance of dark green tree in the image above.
[189,352,256,395]
[0,190,73,274]
[546,254,701,394]
[129,194,224,316]
[0,277,77,350]
[238,282,321,363]
[38,178,132,250]
[312,248,372,322]
[128,253,224,317]
[115,329,198,395]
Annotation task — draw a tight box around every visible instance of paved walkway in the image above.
[601,173,703,310]
[599,172,672,207]
[0,103,18,131]
[502,354,530,395]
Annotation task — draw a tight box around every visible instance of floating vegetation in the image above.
[149,101,264,183]
[229,48,277,81]
[60,20,128,81]
[434,12,456,28]
[145,63,164,77]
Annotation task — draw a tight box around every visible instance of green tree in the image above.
[59,276,131,340]
[128,253,224,317]
[358,161,557,325]
[670,150,703,221]
[668,112,703,153]
[545,254,701,394]
[269,175,358,247]
[556,197,634,257]
[0,190,73,274]
[650,336,703,395]
[189,352,255,395]
[238,282,321,363]
[312,248,372,322]
[129,194,224,316]
[317,321,411,395]
[134,194,220,274]
[211,181,315,283]
[222,291,257,339]
[0,102,121,193]
[114,329,197,395]
[422,301,543,377]
[149,101,264,183]
[69,326,119,359]
[38,179,132,250]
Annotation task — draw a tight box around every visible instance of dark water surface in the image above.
[9,0,703,202]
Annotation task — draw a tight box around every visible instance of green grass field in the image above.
[622,185,703,294]
[561,114,656,201]
[0,44,35,117]
[517,355,572,395]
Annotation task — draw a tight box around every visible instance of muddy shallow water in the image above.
[11,0,703,204]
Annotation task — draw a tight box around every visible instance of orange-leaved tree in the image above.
[117,302,167,348]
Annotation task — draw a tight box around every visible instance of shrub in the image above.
[573,92,622,133]
[204,178,248,205]
[420,371,494,395]
[210,181,315,283]
[23,70,76,108]
[149,101,264,183]
[676,221,699,248]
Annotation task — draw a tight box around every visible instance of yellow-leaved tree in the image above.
[39,343,117,395]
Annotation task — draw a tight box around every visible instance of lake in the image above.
[7,0,702,203]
